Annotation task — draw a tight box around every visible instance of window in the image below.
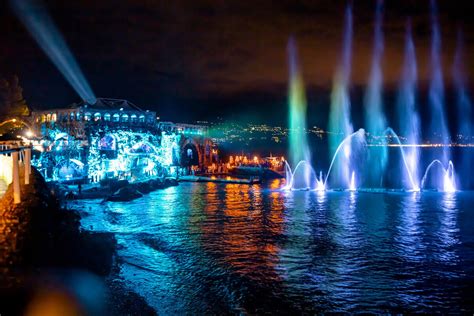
[112,113,120,122]
[94,112,101,121]
[104,113,111,121]
[46,114,51,122]
[130,114,137,123]
[76,112,82,121]
[139,114,145,123]
[70,112,75,121]
[84,112,91,121]
[121,114,129,122]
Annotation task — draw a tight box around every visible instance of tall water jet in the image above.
[287,37,311,189]
[452,29,472,188]
[364,0,387,187]
[11,0,96,104]
[396,20,420,191]
[428,0,450,165]
[328,4,354,188]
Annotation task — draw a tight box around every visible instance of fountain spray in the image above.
[287,37,311,189]
[329,4,354,189]
[428,0,450,164]
[364,0,387,187]
[396,20,420,191]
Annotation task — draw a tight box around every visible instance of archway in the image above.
[181,142,200,167]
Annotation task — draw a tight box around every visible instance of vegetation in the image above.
[0,75,30,118]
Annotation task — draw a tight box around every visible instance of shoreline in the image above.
[0,167,156,315]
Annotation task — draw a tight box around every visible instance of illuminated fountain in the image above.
[283,0,458,193]
[421,160,456,193]
[396,21,421,191]
[284,129,365,191]
[324,129,366,190]
[328,3,353,189]
[363,0,387,187]
[453,30,472,188]
[349,171,356,192]
[384,128,420,192]
[283,160,317,191]
[427,0,450,173]
[286,37,312,189]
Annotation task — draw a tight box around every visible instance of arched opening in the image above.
[112,113,120,122]
[84,112,92,121]
[121,114,129,122]
[94,112,101,121]
[181,143,199,167]
[104,113,111,121]
[139,114,145,123]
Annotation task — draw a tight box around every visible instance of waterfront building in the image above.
[23,98,216,182]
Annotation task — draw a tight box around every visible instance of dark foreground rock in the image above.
[0,167,156,315]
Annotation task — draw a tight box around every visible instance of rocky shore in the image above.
[0,167,156,315]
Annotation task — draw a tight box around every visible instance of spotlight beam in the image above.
[11,0,96,104]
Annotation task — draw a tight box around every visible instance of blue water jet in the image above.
[363,0,387,187]
[328,4,353,189]
[396,20,420,190]
[452,29,472,188]
[428,0,450,164]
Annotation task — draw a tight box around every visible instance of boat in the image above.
[228,166,284,179]
[179,175,261,185]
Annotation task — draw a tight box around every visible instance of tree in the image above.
[0,75,30,118]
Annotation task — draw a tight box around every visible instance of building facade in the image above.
[27,98,216,182]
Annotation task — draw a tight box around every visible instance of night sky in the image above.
[1,0,473,125]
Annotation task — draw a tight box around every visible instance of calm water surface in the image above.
[78,181,474,313]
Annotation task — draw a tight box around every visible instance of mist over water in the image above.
[11,0,96,104]
[363,0,387,187]
[452,30,473,188]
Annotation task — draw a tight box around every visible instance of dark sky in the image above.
[1,0,473,124]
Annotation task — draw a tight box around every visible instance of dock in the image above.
[179,175,261,185]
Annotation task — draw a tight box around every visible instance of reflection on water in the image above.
[397,193,424,261]
[77,183,474,313]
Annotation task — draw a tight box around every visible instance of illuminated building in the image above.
[26,98,217,182]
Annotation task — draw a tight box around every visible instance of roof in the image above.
[83,98,143,111]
